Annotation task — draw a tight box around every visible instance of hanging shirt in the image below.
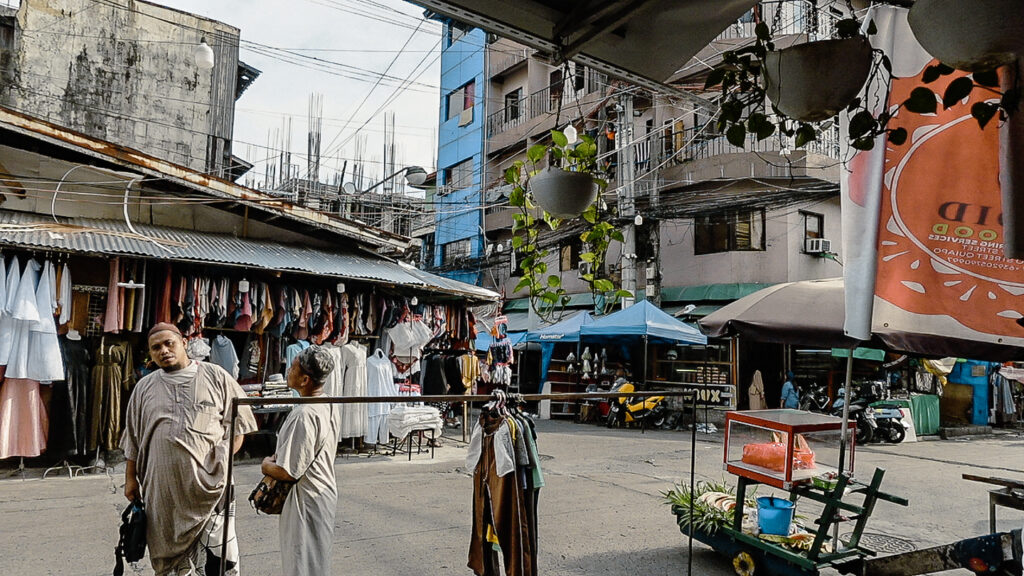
[466,417,516,477]
[209,335,240,379]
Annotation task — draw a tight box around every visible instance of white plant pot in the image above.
[909,0,1024,72]
[763,37,874,123]
[529,167,598,218]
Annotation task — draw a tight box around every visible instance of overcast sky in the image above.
[158,0,444,189]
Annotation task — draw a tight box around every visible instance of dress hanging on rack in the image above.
[364,348,396,445]
[338,341,367,439]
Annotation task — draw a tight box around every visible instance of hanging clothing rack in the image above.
[218,388,698,575]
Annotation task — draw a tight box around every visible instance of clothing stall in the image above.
[0,248,488,468]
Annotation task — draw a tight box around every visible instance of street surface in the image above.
[1,419,1022,575]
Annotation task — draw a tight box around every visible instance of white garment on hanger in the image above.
[58,263,72,326]
[338,342,368,439]
[0,255,21,365]
[365,349,397,445]
[27,260,65,382]
[5,260,42,379]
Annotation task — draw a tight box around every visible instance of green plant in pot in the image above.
[707,17,877,149]
[505,128,630,321]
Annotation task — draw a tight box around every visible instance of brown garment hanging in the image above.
[89,338,135,451]
[468,415,533,576]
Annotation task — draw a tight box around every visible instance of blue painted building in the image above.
[431,20,486,286]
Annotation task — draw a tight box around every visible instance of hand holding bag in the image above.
[113,499,146,576]
[248,475,295,515]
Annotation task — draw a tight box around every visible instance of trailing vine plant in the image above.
[706,13,1019,153]
[505,129,631,322]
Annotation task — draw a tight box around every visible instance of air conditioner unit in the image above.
[805,238,832,253]
[578,261,593,277]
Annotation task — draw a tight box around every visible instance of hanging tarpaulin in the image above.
[842,5,1024,355]
[830,347,886,362]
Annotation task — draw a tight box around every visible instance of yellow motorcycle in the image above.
[605,381,667,428]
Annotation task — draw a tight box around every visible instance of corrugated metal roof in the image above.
[0,210,497,301]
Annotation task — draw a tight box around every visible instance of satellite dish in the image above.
[342,182,357,195]
[404,166,427,187]
[194,39,215,70]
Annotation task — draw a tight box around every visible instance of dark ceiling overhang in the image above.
[411,0,760,112]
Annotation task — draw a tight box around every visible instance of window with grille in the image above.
[442,239,472,265]
[694,209,765,255]
[444,158,474,191]
[504,88,522,122]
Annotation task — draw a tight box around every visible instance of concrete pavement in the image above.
[0,420,1022,575]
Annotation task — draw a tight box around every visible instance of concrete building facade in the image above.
[0,0,257,180]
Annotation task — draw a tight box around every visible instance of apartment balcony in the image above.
[486,69,610,151]
[489,46,532,80]
[659,125,842,184]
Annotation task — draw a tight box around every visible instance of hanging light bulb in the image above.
[496,241,504,253]
[238,278,250,293]
[336,282,346,294]
[194,38,215,70]
[634,214,643,226]
[563,124,578,145]
[410,296,418,306]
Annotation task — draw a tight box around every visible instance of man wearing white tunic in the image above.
[261,345,339,576]
[121,323,257,575]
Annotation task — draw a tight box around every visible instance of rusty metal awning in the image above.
[0,210,498,302]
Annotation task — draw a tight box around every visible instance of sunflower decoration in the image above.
[733,551,756,576]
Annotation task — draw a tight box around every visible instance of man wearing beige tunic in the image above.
[121,323,257,575]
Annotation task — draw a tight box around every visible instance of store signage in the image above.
[673,383,732,407]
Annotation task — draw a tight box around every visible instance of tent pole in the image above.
[642,335,648,434]
[834,348,856,547]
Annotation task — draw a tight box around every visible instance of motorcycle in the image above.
[831,388,877,445]
[798,382,831,413]
[605,381,667,429]
[870,402,910,443]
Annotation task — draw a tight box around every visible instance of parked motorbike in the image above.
[870,402,909,443]
[831,388,877,445]
[605,382,666,429]
[798,382,832,413]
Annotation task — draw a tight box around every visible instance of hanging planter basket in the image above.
[908,0,1024,72]
[763,37,874,123]
[529,167,598,219]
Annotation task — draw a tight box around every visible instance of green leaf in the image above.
[848,110,876,138]
[943,77,974,109]
[579,252,596,263]
[973,69,1000,88]
[614,289,633,300]
[594,279,614,293]
[866,19,877,36]
[511,235,524,249]
[527,144,547,163]
[509,187,525,207]
[726,124,746,148]
[540,291,559,304]
[514,278,531,292]
[904,87,938,114]
[888,127,908,146]
[754,22,770,41]
[547,275,561,288]
[704,68,727,89]
[610,230,624,242]
[971,102,999,129]
[582,205,598,224]
[936,63,956,76]
[551,129,568,147]
[747,113,775,140]
[504,166,519,184]
[794,124,816,148]
[852,136,875,151]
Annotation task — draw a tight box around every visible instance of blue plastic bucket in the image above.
[757,496,795,536]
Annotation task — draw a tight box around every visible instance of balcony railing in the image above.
[668,125,842,165]
[487,68,609,137]
[716,0,842,43]
[488,47,531,78]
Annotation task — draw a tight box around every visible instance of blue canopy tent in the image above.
[525,311,594,382]
[474,330,527,352]
[580,300,707,383]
